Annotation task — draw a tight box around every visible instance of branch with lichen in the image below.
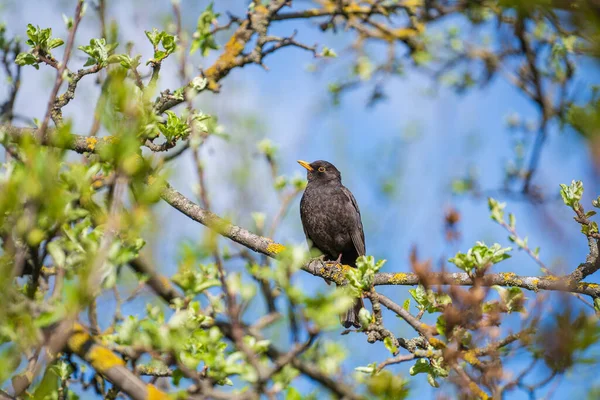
[159,182,600,298]
[66,322,169,400]
[3,123,598,301]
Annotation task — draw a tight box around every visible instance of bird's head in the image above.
[297,160,341,183]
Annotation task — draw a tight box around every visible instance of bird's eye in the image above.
[318,166,326,172]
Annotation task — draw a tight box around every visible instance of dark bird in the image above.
[297,159,365,328]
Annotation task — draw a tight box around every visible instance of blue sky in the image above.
[2,0,600,398]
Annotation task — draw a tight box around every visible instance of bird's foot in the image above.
[309,255,333,285]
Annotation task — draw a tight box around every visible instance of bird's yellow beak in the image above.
[297,160,313,171]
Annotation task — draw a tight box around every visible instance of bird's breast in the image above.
[300,184,353,251]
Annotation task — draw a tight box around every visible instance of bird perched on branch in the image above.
[297,159,365,328]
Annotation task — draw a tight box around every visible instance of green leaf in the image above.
[0,346,20,385]
[409,358,431,376]
[402,298,411,311]
[114,54,141,70]
[488,197,505,223]
[492,286,525,313]
[273,176,287,191]
[320,46,337,58]
[145,28,162,47]
[358,307,371,329]
[47,38,64,50]
[384,336,397,355]
[427,373,439,388]
[78,38,119,67]
[560,180,584,209]
[355,362,377,375]
[172,262,221,296]
[162,34,176,54]
[145,28,177,62]
[158,110,190,141]
[285,387,302,400]
[508,213,516,229]
[345,256,386,295]
[172,368,185,386]
[449,242,511,274]
[366,370,410,399]
[15,52,39,69]
[23,24,64,57]
[410,358,448,388]
[35,306,66,328]
[409,284,451,313]
[302,287,354,330]
[413,50,432,65]
[190,3,221,56]
[62,14,74,29]
[257,138,277,158]
[32,361,62,400]
[562,35,577,53]
[354,56,374,80]
[436,315,446,337]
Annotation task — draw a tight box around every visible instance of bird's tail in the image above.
[341,297,364,328]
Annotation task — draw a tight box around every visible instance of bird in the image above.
[297,159,365,328]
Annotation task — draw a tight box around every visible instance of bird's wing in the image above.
[300,198,317,251]
[302,223,313,248]
[341,186,366,256]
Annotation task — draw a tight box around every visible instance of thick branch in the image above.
[160,183,600,298]
[2,124,597,300]
[1,125,110,153]
[65,322,169,400]
[569,236,600,282]
[272,3,407,21]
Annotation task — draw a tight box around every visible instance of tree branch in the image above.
[39,0,84,136]
[65,322,169,400]
[160,183,600,298]
[2,124,598,300]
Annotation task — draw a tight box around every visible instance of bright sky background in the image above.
[2,0,600,398]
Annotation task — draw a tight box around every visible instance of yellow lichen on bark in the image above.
[254,4,269,14]
[390,27,422,41]
[159,275,172,290]
[501,272,516,280]
[330,263,352,283]
[344,2,364,13]
[147,384,170,400]
[428,337,446,349]
[577,282,599,292]
[67,323,91,354]
[468,382,490,400]
[204,21,250,89]
[86,137,98,151]
[404,0,424,8]
[266,242,286,255]
[88,346,125,371]
[389,273,409,284]
[463,350,481,366]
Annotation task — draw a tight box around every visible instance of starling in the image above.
[297,160,365,328]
